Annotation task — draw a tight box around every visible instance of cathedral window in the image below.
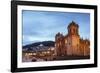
[69,42,70,45]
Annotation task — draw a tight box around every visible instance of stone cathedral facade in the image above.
[55,21,90,56]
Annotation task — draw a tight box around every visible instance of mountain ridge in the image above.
[23,41,55,49]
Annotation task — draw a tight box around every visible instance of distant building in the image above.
[55,21,90,56]
[22,46,56,62]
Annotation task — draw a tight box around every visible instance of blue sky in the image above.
[22,10,90,46]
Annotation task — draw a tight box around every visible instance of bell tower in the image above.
[67,21,79,36]
[67,21,80,55]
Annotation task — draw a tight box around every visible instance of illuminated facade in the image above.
[55,21,90,56]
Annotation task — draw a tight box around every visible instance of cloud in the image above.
[22,10,90,45]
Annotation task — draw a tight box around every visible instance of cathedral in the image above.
[55,21,90,56]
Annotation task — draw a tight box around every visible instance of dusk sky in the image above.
[22,10,90,46]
